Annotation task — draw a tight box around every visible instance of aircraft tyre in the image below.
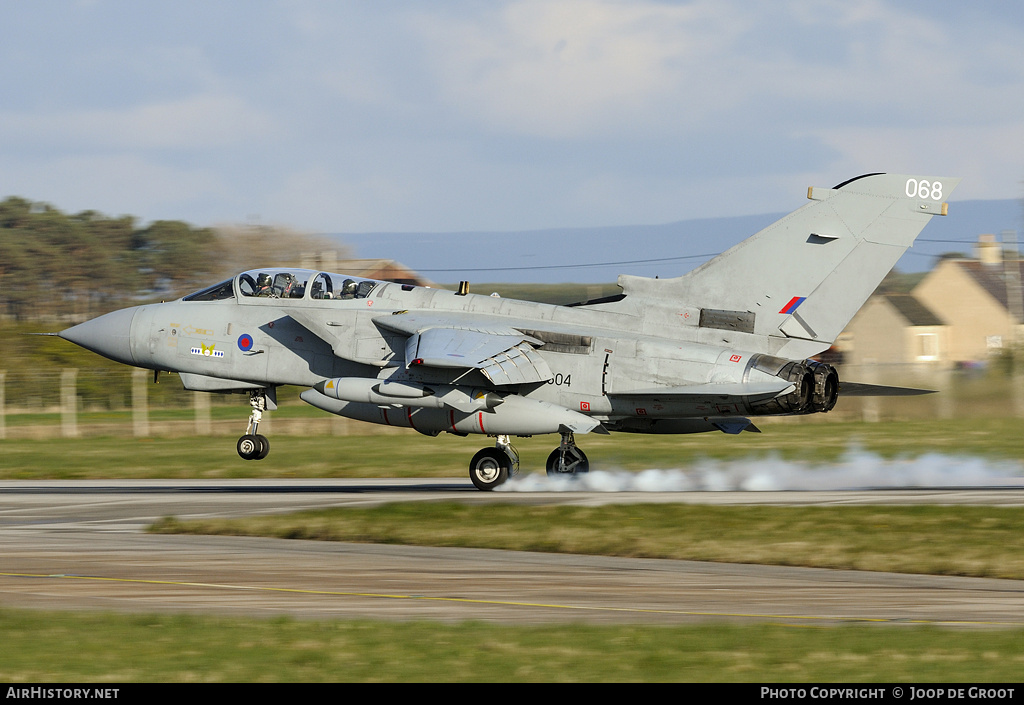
[469,448,511,491]
[237,434,265,461]
[254,434,270,460]
[545,448,589,476]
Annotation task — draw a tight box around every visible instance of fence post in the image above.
[194,391,211,435]
[0,370,6,440]
[61,368,78,438]
[934,367,954,420]
[132,369,149,437]
[859,364,879,423]
[1013,372,1024,419]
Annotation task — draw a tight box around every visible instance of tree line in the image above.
[0,196,341,321]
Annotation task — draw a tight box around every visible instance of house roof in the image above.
[333,258,437,287]
[884,294,945,326]
[951,259,1024,322]
[334,258,408,274]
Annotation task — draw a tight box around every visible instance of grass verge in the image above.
[150,503,1024,580]
[2,609,1023,682]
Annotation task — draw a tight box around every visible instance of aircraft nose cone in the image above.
[59,307,138,365]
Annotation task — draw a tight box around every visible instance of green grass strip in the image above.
[150,503,1024,580]
[1,609,1023,682]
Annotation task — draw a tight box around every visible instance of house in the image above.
[912,254,1024,365]
[841,294,947,366]
[838,234,1024,369]
[299,252,437,288]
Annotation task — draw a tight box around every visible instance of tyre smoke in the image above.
[497,447,1024,492]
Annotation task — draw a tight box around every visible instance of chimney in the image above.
[1004,230,1023,328]
[976,233,1001,266]
[320,250,338,274]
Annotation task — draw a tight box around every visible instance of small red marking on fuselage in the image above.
[478,412,486,433]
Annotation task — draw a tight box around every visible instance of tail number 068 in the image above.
[905,179,942,200]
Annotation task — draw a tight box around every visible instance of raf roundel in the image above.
[237,334,254,352]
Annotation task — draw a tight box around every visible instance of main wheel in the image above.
[546,447,590,476]
[237,434,260,460]
[254,434,270,460]
[469,448,511,491]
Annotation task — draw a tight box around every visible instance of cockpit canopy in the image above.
[182,268,384,302]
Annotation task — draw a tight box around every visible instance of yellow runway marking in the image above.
[1,572,1016,627]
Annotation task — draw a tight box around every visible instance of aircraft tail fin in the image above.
[618,173,961,355]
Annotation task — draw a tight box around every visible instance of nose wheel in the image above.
[237,389,271,461]
[237,433,270,460]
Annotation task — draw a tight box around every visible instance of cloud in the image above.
[0,153,229,222]
[0,94,275,152]
[2,1,1023,232]
[416,0,753,139]
[412,1,1024,142]
[262,166,412,233]
[808,123,1024,202]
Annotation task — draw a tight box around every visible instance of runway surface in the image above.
[2,479,1024,626]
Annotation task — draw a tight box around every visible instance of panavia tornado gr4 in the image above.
[59,173,960,489]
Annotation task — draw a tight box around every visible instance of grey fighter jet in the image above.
[59,173,959,490]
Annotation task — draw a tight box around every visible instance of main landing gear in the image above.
[545,431,589,477]
[468,431,589,491]
[237,389,270,461]
[469,435,519,491]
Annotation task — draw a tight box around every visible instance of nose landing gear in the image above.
[237,389,271,461]
[237,433,269,460]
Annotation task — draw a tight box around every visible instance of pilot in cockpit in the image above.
[254,273,273,296]
[339,279,358,299]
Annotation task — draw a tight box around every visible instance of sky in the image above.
[2,1,1023,235]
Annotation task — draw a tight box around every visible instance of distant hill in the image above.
[330,198,1021,285]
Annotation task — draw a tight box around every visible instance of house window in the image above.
[916,333,938,361]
